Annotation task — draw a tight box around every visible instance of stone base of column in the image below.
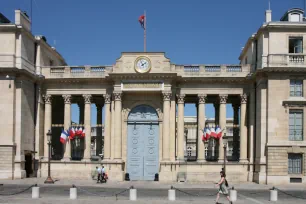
[61,157,71,162]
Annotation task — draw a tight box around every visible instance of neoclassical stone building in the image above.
[1,8,306,185]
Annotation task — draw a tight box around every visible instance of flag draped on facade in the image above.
[60,126,86,143]
[202,126,223,141]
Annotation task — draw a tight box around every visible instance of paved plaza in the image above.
[1,179,306,203]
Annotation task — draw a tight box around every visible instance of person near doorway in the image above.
[101,165,107,182]
[96,166,101,183]
[215,171,232,204]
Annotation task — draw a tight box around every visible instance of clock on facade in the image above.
[134,56,151,73]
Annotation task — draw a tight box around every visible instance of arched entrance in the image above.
[127,105,159,181]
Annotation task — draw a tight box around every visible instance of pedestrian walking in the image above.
[215,171,232,204]
[96,166,102,183]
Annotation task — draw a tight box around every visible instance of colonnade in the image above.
[43,92,249,162]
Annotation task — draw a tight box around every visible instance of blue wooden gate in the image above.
[127,105,159,181]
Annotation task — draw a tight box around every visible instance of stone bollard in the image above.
[129,186,137,201]
[168,186,176,201]
[32,185,40,199]
[229,187,237,202]
[270,187,278,202]
[70,185,77,200]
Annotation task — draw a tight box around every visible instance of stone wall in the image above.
[0,146,14,179]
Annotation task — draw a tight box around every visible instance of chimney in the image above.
[265,10,272,23]
[15,10,31,32]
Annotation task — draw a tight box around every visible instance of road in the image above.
[0,184,306,204]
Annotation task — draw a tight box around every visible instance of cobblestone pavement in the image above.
[0,184,306,204]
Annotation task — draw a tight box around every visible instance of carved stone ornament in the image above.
[219,95,228,104]
[176,94,185,104]
[83,94,92,104]
[103,94,111,104]
[62,95,72,104]
[113,92,122,101]
[162,92,172,101]
[43,94,52,104]
[198,94,207,104]
[240,94,248,104]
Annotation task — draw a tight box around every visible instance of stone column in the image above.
[232,103,240,161]
[113,92,122,160]
[248,90,255,163]
[162,92,171,160]
[177,94,185,161]
[197,94,207,161]
[43,95,52,159]
[83,94,92,159]
[103,94,111,160]
[63,95,71,160]
[240,94,248,162]
[218,95,228,161]
[96,104,103,156]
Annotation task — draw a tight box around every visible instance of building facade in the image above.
[0,8,306,185]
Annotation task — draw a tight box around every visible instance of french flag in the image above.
[216,126,222,139]
[205,127,211,140]
[69,127,75,139]
[81,128,85,138]
[210,127,217,138]
[60,129,69,144]
[76,127,83,135]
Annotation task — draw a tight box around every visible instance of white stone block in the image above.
[270,189,277,201]
[32,186,39,199]
[230,189,237,202]
[70,188,77,199]
[168,189,176,201]
[129,189,137,201]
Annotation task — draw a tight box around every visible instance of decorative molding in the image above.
[43,94,52,104]
[82,94,92,104]
[103,94,111,104]
[113,92,122,101]
[162,92,172,101]
[62,95,72,104]
[176,94,185,104]
[240,94,248,104]
[198,94,207,104]
[219,95,228,104]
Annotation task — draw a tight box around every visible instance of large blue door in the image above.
[127,105,159,181]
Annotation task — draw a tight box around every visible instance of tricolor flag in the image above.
[205,127,211,140]
[60,129,69,144]
[138,14,145,29]
[69,127,75,139]
[210,127,217,138]
[215,126,222,139]
[81,128,86,138]
[76,127,83,135]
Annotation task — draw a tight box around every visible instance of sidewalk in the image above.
[1,178,305,191]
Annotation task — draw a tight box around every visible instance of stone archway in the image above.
[126,104,159,181]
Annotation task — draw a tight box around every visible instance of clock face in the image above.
[135,57,151,73]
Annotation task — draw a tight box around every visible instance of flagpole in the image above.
[144,10,146,52]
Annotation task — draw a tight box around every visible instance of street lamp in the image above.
[44,130,54,184]
[222,134,228,175]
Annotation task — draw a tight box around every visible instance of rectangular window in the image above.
[289,37,303,53]
[290,80,303,97]
[288,153,303,174]
[289,110,303,141]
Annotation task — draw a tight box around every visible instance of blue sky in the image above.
[3,0,304,124]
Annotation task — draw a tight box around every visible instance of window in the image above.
[289,37,303,53]
[290,80,303,97]
[288,154,303,174]
[289,110,303,141]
